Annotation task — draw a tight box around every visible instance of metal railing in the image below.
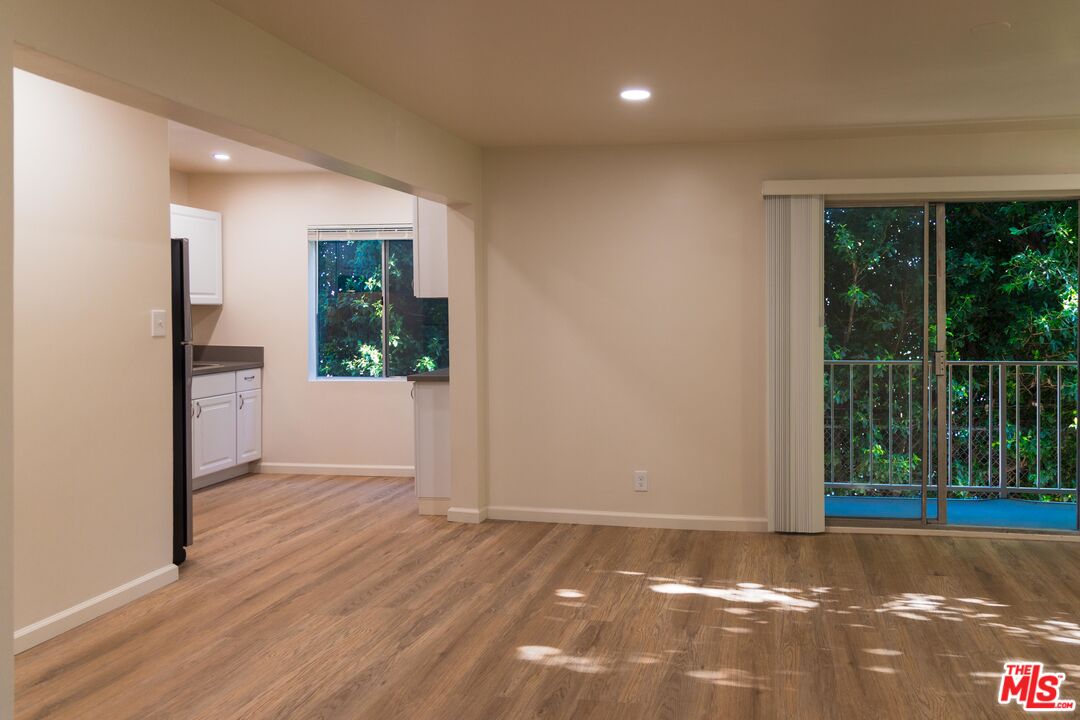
[825,359,1078,497]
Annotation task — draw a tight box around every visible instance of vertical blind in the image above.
[766,195,826,533]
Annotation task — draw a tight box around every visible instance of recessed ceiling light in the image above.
[212,152,231,161]
[620,88,651,102]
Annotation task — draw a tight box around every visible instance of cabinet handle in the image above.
[239,395,245,410]
[244,375,255,381]
[195,402,202,418]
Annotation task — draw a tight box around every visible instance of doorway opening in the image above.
[823,200,1079,532]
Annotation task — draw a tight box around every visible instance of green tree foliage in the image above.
[947,202,1077,360]
[317,240,384,377]
[824,207,924,360]
[316,240,449,378]
[384,241,449,377]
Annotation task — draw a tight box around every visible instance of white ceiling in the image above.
[168,121,322,174]
[211,0,1080,147]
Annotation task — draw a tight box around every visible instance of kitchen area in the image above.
[10,65,463,657]
[168,122,453,565]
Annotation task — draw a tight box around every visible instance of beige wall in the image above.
[448,208,488,517]
[0,0,15,711]
[12,0,481,206]
[170,169,190,205]
[483,127,1080,524]
[185,172,418,472]
[14,72,173,628]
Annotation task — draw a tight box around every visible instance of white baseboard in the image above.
[256,462,415,478]
[447,506,487,524]
[14,564,178,653]
[418,497,451,516]
[486,505,769,532]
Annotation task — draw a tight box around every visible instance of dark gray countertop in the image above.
[192,359,263,376]
[192,345,264,377]
[407,367,449,383]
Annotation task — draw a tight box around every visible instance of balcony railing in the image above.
[825,359,1078,498]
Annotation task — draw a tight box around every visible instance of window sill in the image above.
[308,376,409,383]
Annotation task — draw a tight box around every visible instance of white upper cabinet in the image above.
[171,203,223,305]
[413,197,449,298]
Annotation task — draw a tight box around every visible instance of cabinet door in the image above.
[170,204,223,305]
[413,197,449,298]
[236,389,262,463]
[413,383,451,498]
[192,392,237,477]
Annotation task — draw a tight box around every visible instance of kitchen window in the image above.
[309,226,449,378]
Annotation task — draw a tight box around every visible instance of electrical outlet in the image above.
[633,470,648,492]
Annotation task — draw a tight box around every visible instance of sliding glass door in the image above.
[938,201,1078,531]
[824,205,929,521]
[824,200,1079,532]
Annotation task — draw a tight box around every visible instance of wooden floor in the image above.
[15,474,1080,719]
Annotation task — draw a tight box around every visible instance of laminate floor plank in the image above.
[14,474,1080,719]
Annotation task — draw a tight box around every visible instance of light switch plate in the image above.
[151,309,167,337]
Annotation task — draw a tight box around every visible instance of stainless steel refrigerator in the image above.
[171,238,193,564]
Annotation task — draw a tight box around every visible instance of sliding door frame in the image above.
[799,182,1080,535]
[822,202,935,526]
[934,203,948,525]
[921,202,930,524]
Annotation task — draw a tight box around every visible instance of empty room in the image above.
[0,1,1078,719]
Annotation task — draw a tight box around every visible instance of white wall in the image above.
[483,127,1080,529]
[185,172,418,474]
[14,72,174,638]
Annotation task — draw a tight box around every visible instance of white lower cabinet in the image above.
[413,380,450,513]
[237,389,262,464]
[192,369,262,480]
[192,393,237,477]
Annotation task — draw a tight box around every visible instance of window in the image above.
[310,226,449,378]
